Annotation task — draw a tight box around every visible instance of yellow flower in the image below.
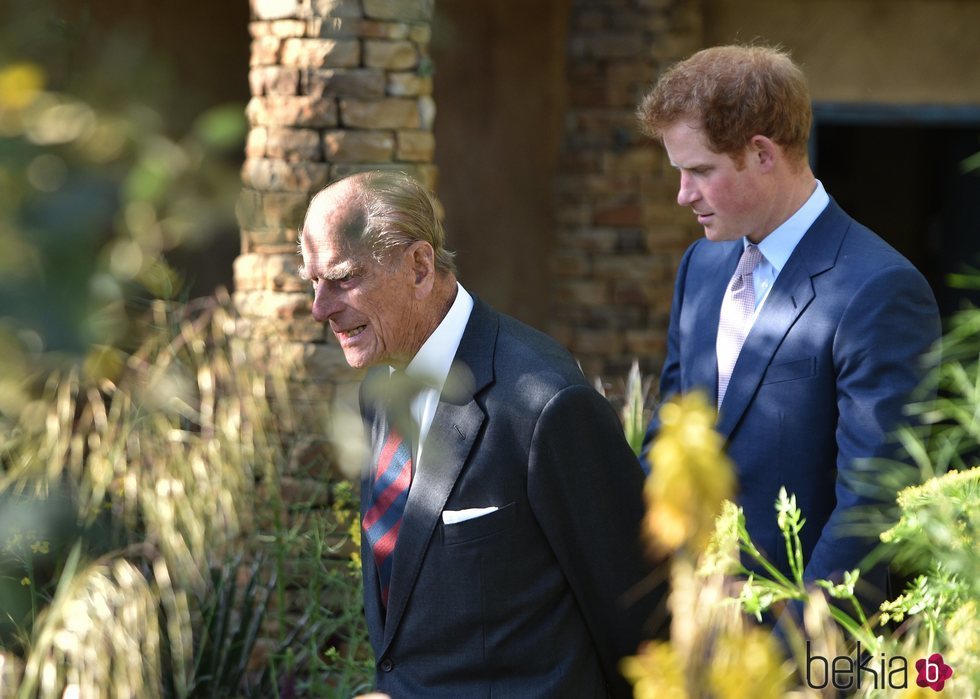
[0,63,44,110]
[644,392,735,555]
[620,642,687,699]
[698,499,743,577]
[707,628,788,699]
[20,577,30,586]
[30,540,50,554]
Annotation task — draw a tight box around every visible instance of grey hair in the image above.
[314,170,457,274]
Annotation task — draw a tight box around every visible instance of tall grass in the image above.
[0,292,378,697]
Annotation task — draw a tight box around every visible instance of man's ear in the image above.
[407,241,436,298]
[749,134,779,172]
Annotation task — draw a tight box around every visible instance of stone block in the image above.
[233,253,267,291]
[395,129,434,162]
[246,127,268,158]
[246,95,338,128]
[386,71,432,96]
[240,227,296,252]
[329,162,422,184]
[311,0,363,18]
[612,280,656,305]
[414,162,438,191]
[305,68,386,99]
[555,203,593,226]
[323,130,395,162]
[625,329,665,363]
[236,316,325,343]
[270,19,308,37]
[238,189,312,230]
[555,279,609,306]
[265,127,323,161]
[339,98,420,129]
[281,38,359,69]
[252,0,302,21]
[249,66,301,97]
[408,22,430,44]
[266,253,308,292]
[309,17,405,39]
[417,95,436,129]
[549,250,589,277]
[249,22,273,38]
[363,0,433,22]
[572,328,623,355]
[567,227,619,253]
[278,341,355,383]
[242,159,331,193]
[595,198,642,227]
[250,36,282,67]
[233,290,312,320]
[363,39,418,70]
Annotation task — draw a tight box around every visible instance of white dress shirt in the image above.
[395,282,474,468]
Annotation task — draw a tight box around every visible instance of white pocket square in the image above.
[442,506,498,525]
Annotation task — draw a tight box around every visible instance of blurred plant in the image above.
[594,359,656,456]
[169,554,276,699]
[0,0,244,413]
[0,296,295,697]
[643,392,734,556]
[621,392,791,699]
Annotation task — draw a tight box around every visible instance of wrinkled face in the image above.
[663,121,769,243]
[300,201,420,369]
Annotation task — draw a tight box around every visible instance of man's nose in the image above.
[677,172,699,207]
[311,281,340,322]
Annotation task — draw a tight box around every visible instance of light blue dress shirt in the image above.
[748,180,830,316]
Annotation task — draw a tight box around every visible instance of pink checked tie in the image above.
[716,243,763,408]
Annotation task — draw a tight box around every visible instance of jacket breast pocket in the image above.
[441,502,516,546]
[762,357,816,385]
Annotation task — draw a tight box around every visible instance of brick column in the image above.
[236,0,437,400]
[551,0,703,383]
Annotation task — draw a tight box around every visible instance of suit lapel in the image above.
[690,243,743,402]
[379,299,497,654]
[715,201,849,438]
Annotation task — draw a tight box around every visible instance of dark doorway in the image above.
[812,107,980,317]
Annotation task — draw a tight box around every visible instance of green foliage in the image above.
[0,0,243,383]
[257,482,373,698]
[176,556,276,699]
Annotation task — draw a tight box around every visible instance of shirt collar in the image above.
[751,179,830,273]
[399,282,474,392]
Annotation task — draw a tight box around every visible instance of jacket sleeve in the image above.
[640,241,699,468]
[528,383,668,699]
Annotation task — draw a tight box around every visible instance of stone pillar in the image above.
[551,0,703,383]
[235,0,437,404]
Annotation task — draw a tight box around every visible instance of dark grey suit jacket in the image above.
[359,298,663,698]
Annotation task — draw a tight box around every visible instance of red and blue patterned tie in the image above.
[362,427,413,607]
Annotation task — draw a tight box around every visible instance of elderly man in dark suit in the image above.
[299,170,662,698]
[637,45,941,615]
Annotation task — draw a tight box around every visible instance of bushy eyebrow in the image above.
[297,259,359,282]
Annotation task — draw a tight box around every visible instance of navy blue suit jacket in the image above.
[360,298,663,698]
[642,200,940,601]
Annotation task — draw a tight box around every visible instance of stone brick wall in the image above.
[551,0,704,384]
[236,0,437,397]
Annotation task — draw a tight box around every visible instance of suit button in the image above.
[380,658,394,672]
